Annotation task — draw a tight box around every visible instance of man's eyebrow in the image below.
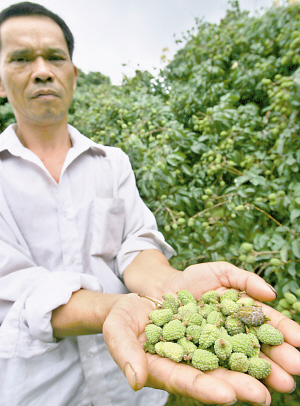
[9,48,68,59]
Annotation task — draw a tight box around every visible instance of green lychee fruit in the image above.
[155,342,184,362]
[247,358,272,379]
[228,352,249,373]
[201,290,220,304]
[214,338,233,361]
[198,324,221,349]
[293,301,300,313]
[284,292,298,305]
[241,243,253,253]
[177,290,197,305]
[236,297,255,307]
[230,333,254,357]
[186,325,202,344]
[161,293,180,314]
[162,319,186,341]
[225,315,246,335]
[180,311,203,326]
[256,324,284,346]
[144,324,163,344]
[143,341,156,354]
[149,309,173,326]
[199,303,217,318]
[177,337,197,357]
[220,289,241,303]
[206,310,225,326]
[192,349,219,371]
[220,299,240,316]
[178,303,199,314]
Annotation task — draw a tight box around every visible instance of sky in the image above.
[1,0,276,84]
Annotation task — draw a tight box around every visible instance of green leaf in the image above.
[291,209,300,223]
[280,243,289,263]
[292,240,300,259]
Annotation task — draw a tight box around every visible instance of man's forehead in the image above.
[0,15,67,50]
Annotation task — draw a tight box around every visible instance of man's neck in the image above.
[15,120,72,184]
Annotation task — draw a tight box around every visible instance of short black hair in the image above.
[0,2,74,59]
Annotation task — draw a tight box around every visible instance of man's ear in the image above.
[73,65,78,91]
[0,78,7,98]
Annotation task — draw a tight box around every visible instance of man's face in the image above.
[0,15,77,127]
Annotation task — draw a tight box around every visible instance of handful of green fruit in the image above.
[143,289,284,380]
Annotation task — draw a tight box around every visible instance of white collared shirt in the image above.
[0,124,173,406]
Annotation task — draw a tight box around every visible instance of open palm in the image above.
[103,262,300,405]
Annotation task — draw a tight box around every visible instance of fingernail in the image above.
[124,362,138,390]
[266,283,277,298]
[289,382,297,394]
[223,399,237,406]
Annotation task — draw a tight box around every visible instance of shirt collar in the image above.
[0,123,107,158]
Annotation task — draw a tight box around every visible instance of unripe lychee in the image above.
[256,324,284,346]
[192,349,219,371]
[228,352,249,373]
[162,319,186,341]
[247,358,272,379]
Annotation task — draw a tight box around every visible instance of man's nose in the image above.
[31,57,54,83]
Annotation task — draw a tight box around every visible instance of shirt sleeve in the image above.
[0,205,102,359]
[112,149,175,276]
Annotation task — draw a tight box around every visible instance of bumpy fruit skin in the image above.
[192,349,219,371]
[199,303,217,318]
[248,358,272,379]
[237,306,266,326]
[162,293,180,314]
[237,297,254,307]
[145,324,163,344]
[220,289,241,302]
[178,303,199,314]
[228,352,249,373]
[156,342,184,362]
[186,325,202,344]
[230,333,254,357]
[149,309,173,326]
[225,315,246,335]
[214,338,232,361]
[256,324,284,345]
[177,337,197,356]
[177,290,197,305]
[201,290,220,304]
[181,311,203,326]
[220,299,240,316]
[143,341,156,354]
[207,310,225,326]
[162,319,185,341]
[199,324,221,349]
[241,242,253,253]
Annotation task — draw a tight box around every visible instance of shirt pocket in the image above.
[90,198,125,260]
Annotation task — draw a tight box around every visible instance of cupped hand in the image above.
[102,268,300,406]
[165,261,300,400]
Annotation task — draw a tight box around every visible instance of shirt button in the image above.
[70,258,75,265]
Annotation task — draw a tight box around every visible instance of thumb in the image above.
[102,294,151,390]
[220,262,277,302]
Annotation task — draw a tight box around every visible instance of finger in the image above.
[146,355,237,405]
[103,294,154,390]
[212,262,277,302]
[259,303,300,348]
[259,352,296,393]
[261,342,300,375]
[206,367,270,406]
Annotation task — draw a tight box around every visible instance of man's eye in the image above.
[48,55,65,61]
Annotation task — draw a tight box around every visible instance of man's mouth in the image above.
[31,89,59,99]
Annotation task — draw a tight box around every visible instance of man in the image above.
[0,2,299,406]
